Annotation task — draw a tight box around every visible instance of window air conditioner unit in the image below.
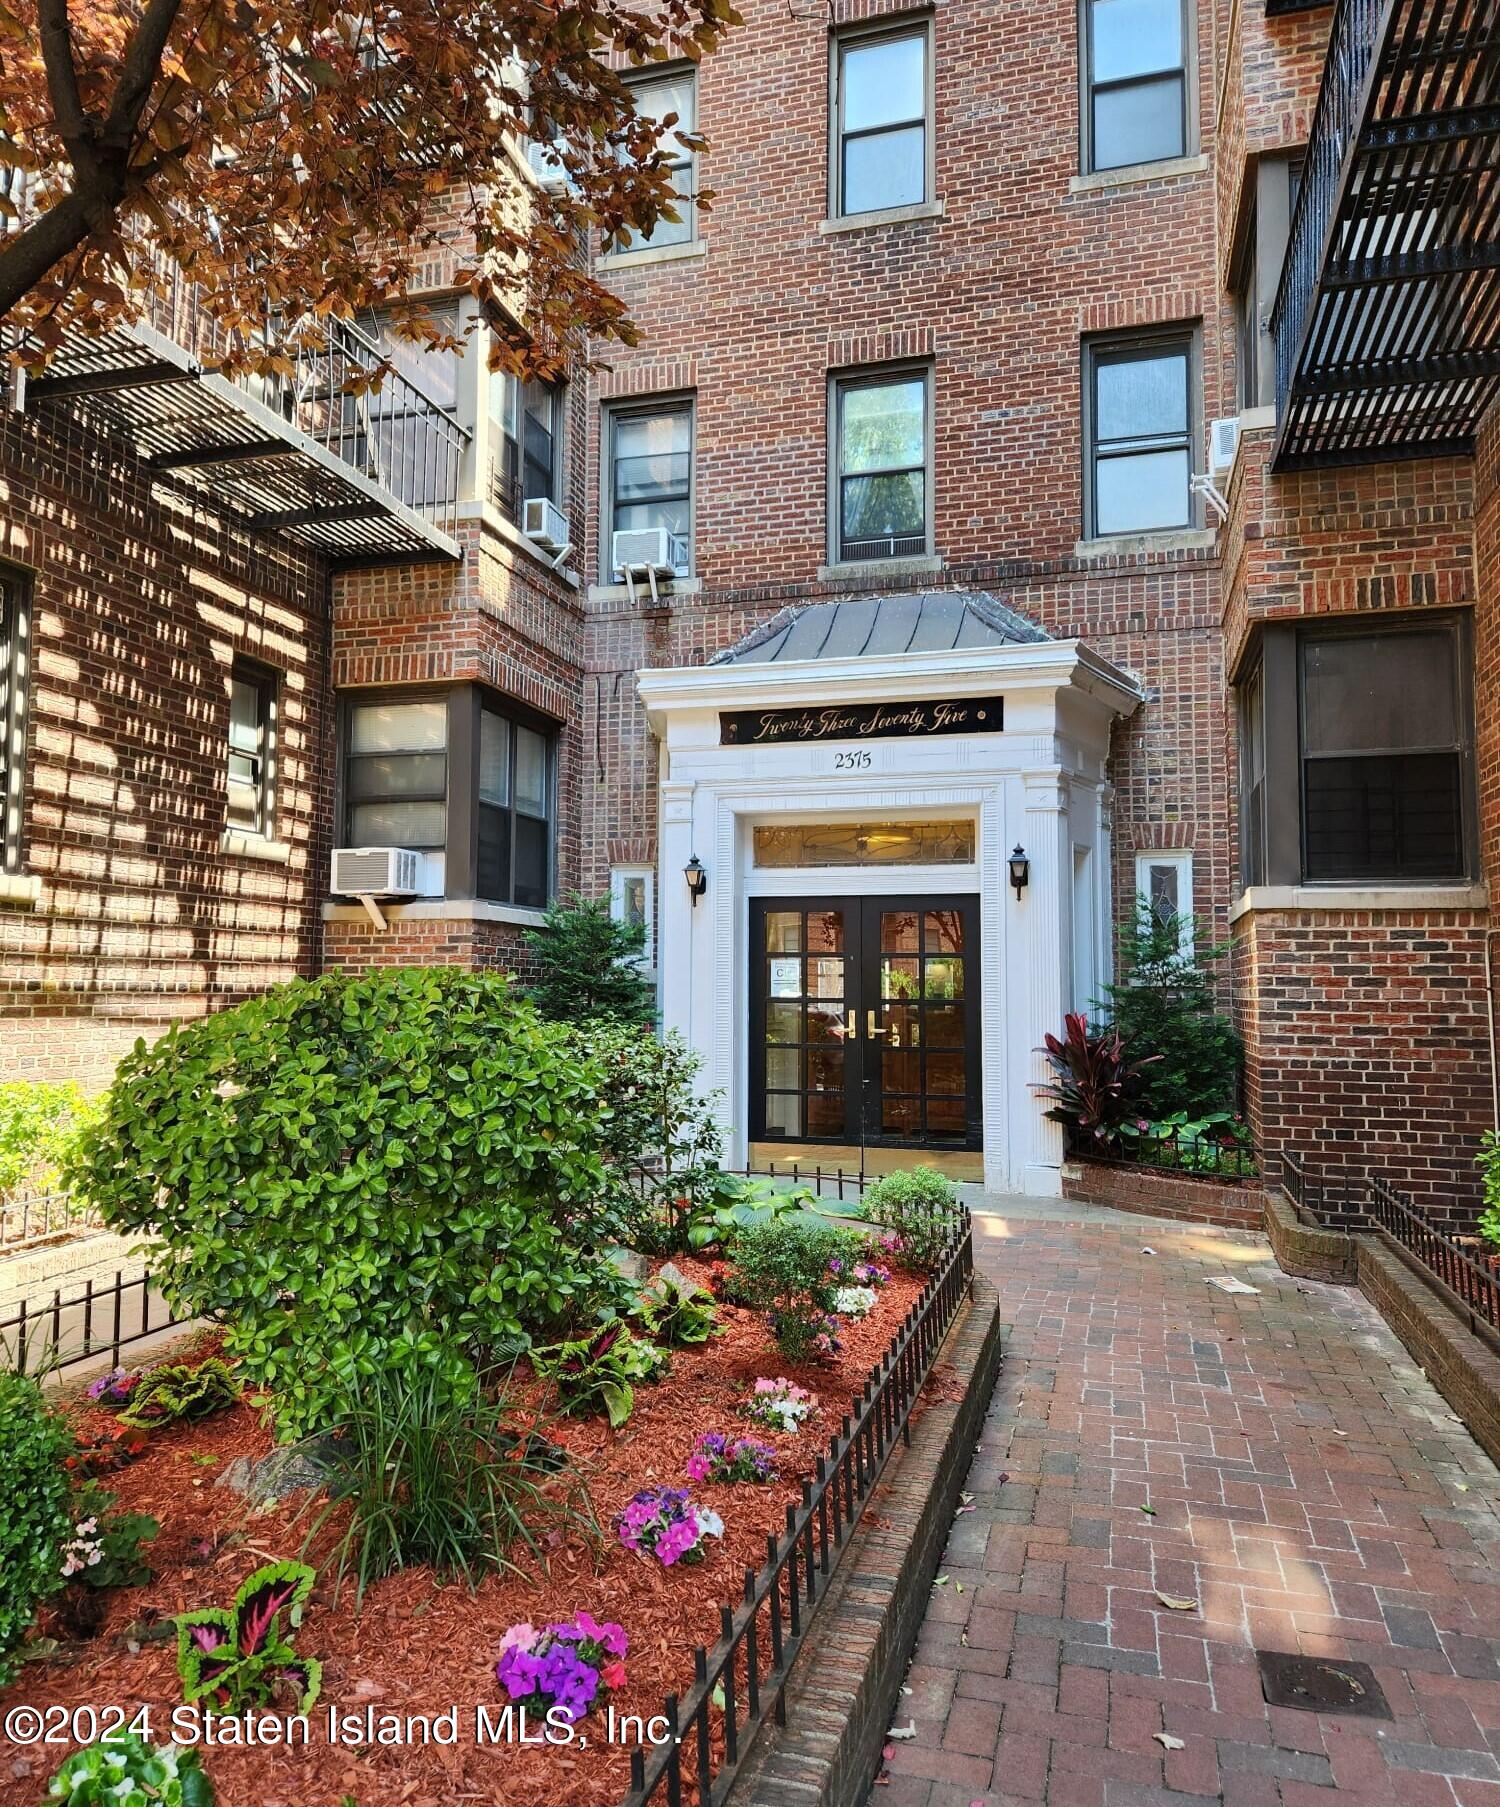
[331,847,422,899]
[1208,416,1240,476]
[612,527,686,579]
[522,497,570,552]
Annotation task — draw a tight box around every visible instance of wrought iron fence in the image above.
[1,1269,187,1376]
[1,1191,102,1250]
[619,1203,974,1806]
[1067,1127,1258,1181]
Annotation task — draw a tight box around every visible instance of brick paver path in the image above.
[880,1203,1500,1807]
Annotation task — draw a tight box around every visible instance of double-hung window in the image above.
[833,23,931,218]
[345,699,449,895]
[620,69,697,250]
[1084,335,1196,536]
[1082,0,1188,172]
[0,568,28,873]
[833,368,931,563]
[489,373,562,521]
[606,401,693,577]
[478,705,553,908]
[227,663,277,839]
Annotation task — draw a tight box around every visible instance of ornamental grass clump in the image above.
[495,1614,628,1723]
[615,1487,724,1566]
[685,1433,777,1485]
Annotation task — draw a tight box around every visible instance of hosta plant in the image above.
[176,1561,321,1715]
[117,1359,240,1430]
[44,1734,213,1806]
[1035,1012,1159,1149]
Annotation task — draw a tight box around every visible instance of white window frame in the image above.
[1134,849,1194,953]
[611,865,656,971]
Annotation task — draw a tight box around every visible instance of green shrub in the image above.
[117,1358,241,1430]
[0,1080,99,1201]
[44,1734,213,1806]
[730,1220,865,1361]
[1478,1131,1500,1252]
[65,968,629,1440]
[524,893,656,1026]
[858,1167,959,1270]
[0,1371,74,1684]
[311,1362,593,1603]
[1099,901,1243,1120]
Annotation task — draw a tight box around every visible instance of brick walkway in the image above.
[880,1201,1500,1807]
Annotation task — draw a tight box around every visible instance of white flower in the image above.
[832,1285,878,1319]
[696,1508,725,1539]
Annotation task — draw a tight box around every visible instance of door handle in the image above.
[866,1010,886,1038]
[844,1010,858,1042]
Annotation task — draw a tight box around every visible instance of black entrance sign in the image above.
[719,695,1004,746]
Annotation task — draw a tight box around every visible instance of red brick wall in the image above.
[0,405,332,1084]
[322,913,542,981]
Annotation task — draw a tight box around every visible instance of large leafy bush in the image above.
[65,969,628,1440]
[858,1167,960,1269]
[0,1371,75,1684]
[1100,901,1243,1119]
[0,1080,100,1201]
[525,893,656,1026]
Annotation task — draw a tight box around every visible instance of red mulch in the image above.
[0,1259,925,1807]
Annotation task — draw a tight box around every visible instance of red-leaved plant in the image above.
[175,1560,321,1715]
[1035,1014,1159,1148]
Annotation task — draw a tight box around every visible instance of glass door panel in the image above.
[861,898,979,1148]
[750,900,859,1144]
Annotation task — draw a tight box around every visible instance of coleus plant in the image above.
[175,1561,321,1715]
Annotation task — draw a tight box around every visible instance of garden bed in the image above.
[0,1254,926,1807]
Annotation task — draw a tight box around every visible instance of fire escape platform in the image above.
[1270,0,1500,469]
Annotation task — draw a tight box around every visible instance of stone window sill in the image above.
[1068,153,1209,195]
[598,240,706,273]
[1229,882,1489,922]
[220,832,293,864]
[588,577,702,604]
[322,898,549,927]
[0,870,41,907]
[818,554,942,581]
[1074,528,1218,560]
[454,502,582,587]
[819,200,945,236]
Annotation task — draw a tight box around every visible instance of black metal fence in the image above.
[619,1203,974,1806]
[1,1190,102,1250]
[0,1268,187,1376]
[1067,1127,1258,1181]
[1281,1153,1500,1343]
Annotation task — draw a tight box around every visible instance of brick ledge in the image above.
[729,1274,1003,1807]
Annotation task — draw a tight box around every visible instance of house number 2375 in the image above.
[833,750,872,770]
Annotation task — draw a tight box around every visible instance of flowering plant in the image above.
[831,1284,878,1320]
[851,1260,891,1288]
[615,1487,724,1566]
[85,1367,139,1408]
[685,1433,777,1485]
[742,1377,817,1434]
[43,1732,214,1806]
[495,1613,628,1723]
[60,1485,158,1590]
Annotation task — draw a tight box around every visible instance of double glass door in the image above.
[749,896,981,1150]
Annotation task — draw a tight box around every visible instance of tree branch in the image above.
[104,0,188,148]
[0,186,100,320]
[36,0,96,167]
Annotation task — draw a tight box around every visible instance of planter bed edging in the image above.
[1062,1157,1265,1230]
[1264,1187,1359,1283]
[728,1273,1003,1807]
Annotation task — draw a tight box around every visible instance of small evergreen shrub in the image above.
[0,1372,75,1684]
[730,1221,865,1361]
[858,1167,959,1269]
[524,894,656,1026]
[1478,1131,1500,1253]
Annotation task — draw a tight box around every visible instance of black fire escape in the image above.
[1269,0,1499,468]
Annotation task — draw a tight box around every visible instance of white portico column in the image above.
[1021,769,1071,1194]
[657,780,697,1044]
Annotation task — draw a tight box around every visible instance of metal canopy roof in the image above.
[26,304,469,564]
[1270,0,1500,469]
[709,592,1051,666]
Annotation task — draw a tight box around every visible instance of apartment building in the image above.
[0,0,1494,1206]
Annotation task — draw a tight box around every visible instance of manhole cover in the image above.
[1257,1651,1392,1718]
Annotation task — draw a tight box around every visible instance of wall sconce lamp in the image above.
[1008,845,1030,900]
[684,854,708,907]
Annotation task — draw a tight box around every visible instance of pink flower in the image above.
[499,1622,539,1655]
[601,1661,628,1690]
[684,1454,711,1482]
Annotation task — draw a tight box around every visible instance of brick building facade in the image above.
[1,0,1494,1208]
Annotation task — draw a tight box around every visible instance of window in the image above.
[1300,625,1469,882]
[489,373,562,521]
[361,303,462,512]
[0,569,29,873]
[1084,335,1196,537]
[1232,157,1302,414]
[753,820,974,867]
[619,69,696,250]
[605,400,693,577]
[1233,219,1259,414]
[1134,850,1193,950]
[611,866,655,967]
[345,698,449,896]
[478,705,554,908]
[833,368,931,562]
[1082,0,1188,172]
[1235,615,1474,889]
[227,663,277,839]
[833,22,931,218]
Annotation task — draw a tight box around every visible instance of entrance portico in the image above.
[637,592,1143,1197]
